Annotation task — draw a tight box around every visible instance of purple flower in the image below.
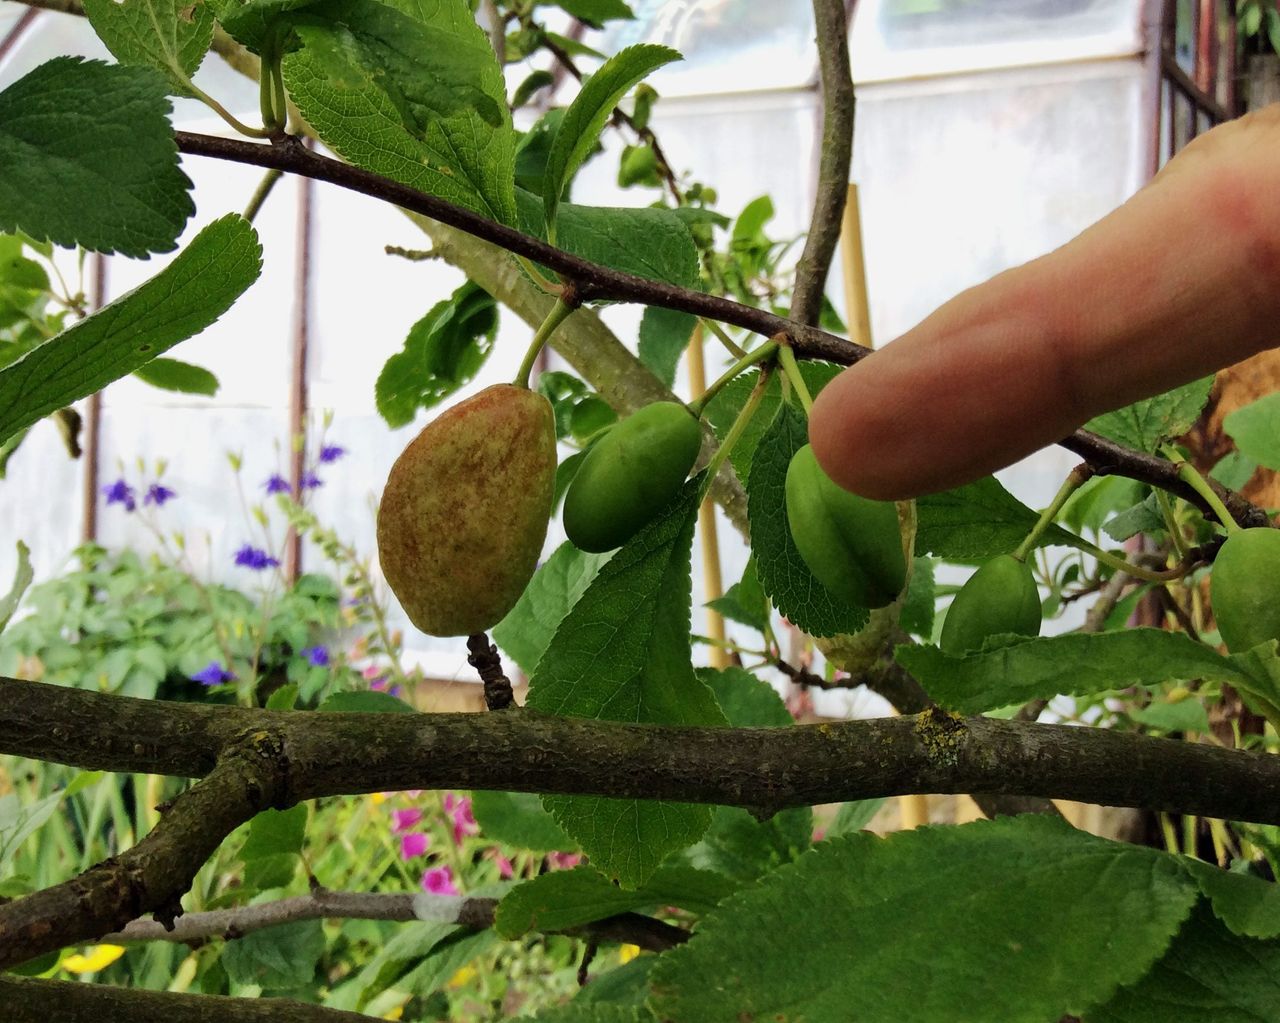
[443,793,479,846]
[301,645,329,668]
[262,474,291,495]
[234,544,280,571]
[144,483,176,507]
[318,444,346,464]
[391,808,423,834]
[421,865,458,896]
[102,479,136,512]
[191,662,235,686]
[400,832,430,860]
[301,471,324,490]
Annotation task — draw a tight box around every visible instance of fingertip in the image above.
[809,361,907,502]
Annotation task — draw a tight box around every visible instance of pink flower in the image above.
[443,793,479,846]
[391,808,423,834]
[493,853,514,879]
[547,851,581,871]
[813,827,827,843]
[421,865,458,896]
[400,832,430,860]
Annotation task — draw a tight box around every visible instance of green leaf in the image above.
[916,475,1076,561]
[0,236,50,292]
[542,44,679,234]
[0,215,261,448]
[650,817,1197,1023]
[1087,902,1280,1023]
[703,362,842,481]
[900,556,936,639]
[514,1004,644,1023]
[318,690,415,713]
[375,281,498,428]
[574,957,654,1006]
[685,668,810,883]
[0,58,194,256]
[240,804,307,890]
[896,628,1254,714]
[1085,377,1213,454]
[493,542,612,677]
[1128,698,1210,734]
[637,306,695,389]
[211,0,322,53]
[0,541,33,634]
[1224,391,1280,470]
[747,402,869,638]
[1103,492,1165,542]
[470,790,575,854]
[527,477,726,887]
[0,790,63,861]
[1211,449,1258,492]
[82,0,215,92]
[827,797,885,836]
[401,928,498,997]
[553,0,635,27]
[512,69,556,110]
[284,0,516,223]
[495,863,733,938]
[222,918,325,990]
[705,556,768,635]
[518,192,699,292]
[1183,858,1280,939]
[133,357,220,396]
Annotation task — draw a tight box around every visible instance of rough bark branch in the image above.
[0,731,290,969]
[0,974,373,1022]
[3,675,1279,831]
[789,0,855,326]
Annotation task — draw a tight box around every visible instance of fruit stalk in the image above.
[698,367,772,502]
[687,341,779,417]
[515,297,576,388]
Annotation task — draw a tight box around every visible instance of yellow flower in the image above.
[370,792,387,806]
[618,944,641,964]
[62,944,126,974]
[381,1006,405,1021]
[447,964,478,989]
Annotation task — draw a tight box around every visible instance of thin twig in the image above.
[789,0,855,326]
[243,168,283,224]
[467,632,515,710]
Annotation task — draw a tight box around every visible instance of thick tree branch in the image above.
[104,889,687,953]
[0,975,371,1022]
[789,0,855,326]
[0,732,289,968]
[3,677,1279,830]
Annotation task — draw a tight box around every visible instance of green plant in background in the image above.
[4,2,1280,1022]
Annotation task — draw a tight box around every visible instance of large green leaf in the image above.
[1087,902,1280,1023]
[746,402,869,638]
[896,628,1255,714]
[375,281,498,428]
[284,0,516,223]
[1223,391,1280,470]
[1182,858,1280,939]
[222,918,325,990]
[492,541,611,677]
[0,215,261,448]
[210,0,323,53]
[0,58,194,256]
[542,44,679,234]
[554,0,635,27]
[494,863,733,938]
[650,817,1197,1023]
[527,478,725,887]
[1085,377,1213,454]
[82,0,215,93]
[916,475,1076,561]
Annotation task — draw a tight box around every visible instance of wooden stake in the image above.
[686,324,729,669]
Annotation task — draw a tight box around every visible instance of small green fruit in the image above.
[563,401,702,553]
[377,384,556,637]
[939,554,1041,655]
[1210,526,1280,653]
[784,444,906,609]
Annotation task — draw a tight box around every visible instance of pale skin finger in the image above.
[809,103,1280,501]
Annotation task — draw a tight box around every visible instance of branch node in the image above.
[467,633,515,711]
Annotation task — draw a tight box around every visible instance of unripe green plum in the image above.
[377,384,556,637]
[563,401,702,553]
[1210,526,1280,653]
[939,554,1042,655]
[784,444,906,609]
